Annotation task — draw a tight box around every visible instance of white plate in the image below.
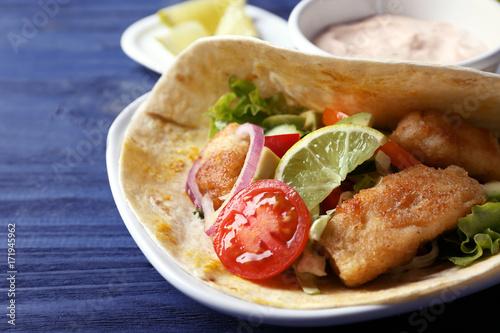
[120,5,293,74]
[106,93,500,327]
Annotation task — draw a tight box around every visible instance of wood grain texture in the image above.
[0,0,499,332]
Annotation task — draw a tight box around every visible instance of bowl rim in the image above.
[288,0,500,71]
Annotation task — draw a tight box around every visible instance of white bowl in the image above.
[289,0,500,72]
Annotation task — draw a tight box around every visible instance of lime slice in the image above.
[214,2,258,37]
[275,124,388,210]
[156,20,210,55]
[157,0,239,35]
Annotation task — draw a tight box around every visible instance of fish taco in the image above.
[119,36,500,309]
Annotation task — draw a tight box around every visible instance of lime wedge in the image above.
[157,0,239,35]
[156,20,210,55]
[275,124,388,210]
[215,2,258,37]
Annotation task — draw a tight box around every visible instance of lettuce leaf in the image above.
[207,76,305,137]
[353,174,376,193]
[440,202,500,266]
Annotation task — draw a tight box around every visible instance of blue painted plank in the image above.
[1,0,499,332]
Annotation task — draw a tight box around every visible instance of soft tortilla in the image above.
[119,36,500,309]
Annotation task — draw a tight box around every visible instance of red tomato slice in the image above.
[319,181,354,213]
[264,133,300,158]
[378,140,421,170]
[212,179,310,280]
[322,108,349,126]
[320,187,342,213]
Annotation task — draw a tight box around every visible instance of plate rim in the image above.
[106,92,500,327]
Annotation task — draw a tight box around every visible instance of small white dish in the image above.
[289,0,500,72]
[121,5,294,74]
[107,93,500,327]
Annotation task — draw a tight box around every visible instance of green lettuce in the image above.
[206,76,305,137]
[353,174,376,193]
[440,202,500,266]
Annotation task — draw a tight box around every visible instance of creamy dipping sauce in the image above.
[313,14,488,64]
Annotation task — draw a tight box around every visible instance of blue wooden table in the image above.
[1,0,499,332]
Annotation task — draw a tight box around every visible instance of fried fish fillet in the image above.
[195,123,249,210]
[319,164,487,287]
[389,110,500,182]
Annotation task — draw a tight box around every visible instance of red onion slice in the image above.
[186,158,203,211]
[185,123,265,235]
[230,122,265,195]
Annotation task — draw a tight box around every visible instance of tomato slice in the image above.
[264,133,301,158]
[212,179,310,280]
[378,140,421,170]
[322,108,349,126]
[319,181,354,213]
[320,187,342,213]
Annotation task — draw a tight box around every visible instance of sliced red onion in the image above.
[186,158,217,233]
[231,123,265,196]
[204,213,217,236]
[186,158,203,211]
[185,123,265,235]
[186,159,217,233]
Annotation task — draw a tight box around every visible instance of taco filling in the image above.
[120,37,500,308]
[185,75,499,292]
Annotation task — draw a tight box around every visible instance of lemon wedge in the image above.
[156,0,257,55]
[275,124,388,210]
[215,2,258,37]
[155,20,210,55]
[157,0,237,35]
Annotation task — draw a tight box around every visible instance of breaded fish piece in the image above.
[319,164,486,287]
[196,123,249,210]
[389,110,500,182]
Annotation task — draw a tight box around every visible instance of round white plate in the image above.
[120,5,294,74]
[106,92,500,327]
